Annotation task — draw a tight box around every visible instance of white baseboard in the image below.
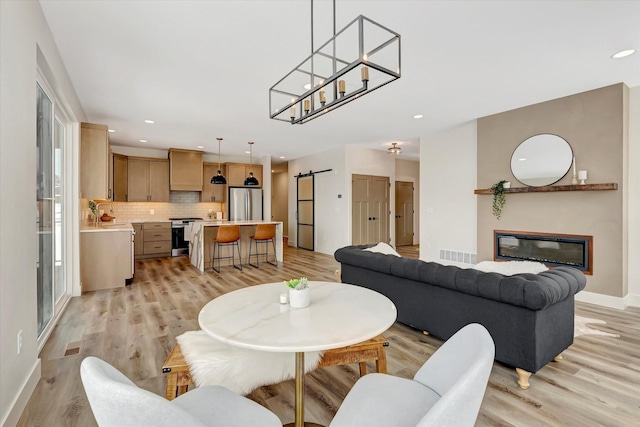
[623,293,640,308]
[575,291,639,310]
[1,358,41,427]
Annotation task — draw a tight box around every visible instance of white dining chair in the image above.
[329,323,495,427]
[80,356,282,427]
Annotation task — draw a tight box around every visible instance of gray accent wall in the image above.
[477,83,628,298]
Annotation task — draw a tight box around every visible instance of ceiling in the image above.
[39,1,640,163]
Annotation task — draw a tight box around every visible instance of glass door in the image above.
[37,81,67,338]
[297,175,314,251]
[36,83,54,336]
[53,117,66,305]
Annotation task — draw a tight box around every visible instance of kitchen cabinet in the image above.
[133,223,143,256]
[80,229,133,292]
[135,222,171,259]
[225,163,263,187]
[112,153,128,201]
[169,148,203,191]
[80,122,109,199]
[127,157,170,202]
[201,163,226,202]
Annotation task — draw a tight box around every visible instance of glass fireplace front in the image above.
[495,230,592,273]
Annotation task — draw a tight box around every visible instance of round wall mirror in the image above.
[511,134,573,187]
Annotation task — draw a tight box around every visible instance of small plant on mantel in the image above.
[491,180,508,220]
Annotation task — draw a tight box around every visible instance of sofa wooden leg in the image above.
[554,354,563,361]
[516,368,531,389]
[335,269,341,283]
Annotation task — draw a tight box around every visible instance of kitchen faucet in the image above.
[95,202,114,219]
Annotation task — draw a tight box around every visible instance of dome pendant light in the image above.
[244,141,259,186]
[211,137,227,184]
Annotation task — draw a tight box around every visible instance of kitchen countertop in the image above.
[80,222,134,233]
[197,220,279,226]
[187,220,283,271]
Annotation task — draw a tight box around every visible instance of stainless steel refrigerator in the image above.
[228,187,263,221]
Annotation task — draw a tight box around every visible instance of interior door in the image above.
[352,174,390,245]
[351,175,370,245]
[297,175,314,250]
[369,176,390,244]
[395,181,414,246]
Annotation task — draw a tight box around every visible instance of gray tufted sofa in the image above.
[334,245,586,389]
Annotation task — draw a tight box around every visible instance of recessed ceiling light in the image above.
[139,139,147,143]
[144,119,155,124]
[304,83,311,90]
[196,145,204,149]
[413,114,424,119]
[611,49,636,59]
[245,150,251,154]
[518,158,527,161]
[279,156,286,159]
[108,129,115,133]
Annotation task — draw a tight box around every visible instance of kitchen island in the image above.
[186,220,283,271]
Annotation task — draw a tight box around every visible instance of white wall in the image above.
[627,86,640,306]
[272,167,289,236]
[288,147,348,255]
[0,2,86,425]
[420,122,477,266]
[395,159,420,245]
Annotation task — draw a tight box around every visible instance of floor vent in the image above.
[64,341,84,358]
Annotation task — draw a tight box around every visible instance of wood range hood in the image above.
[169,148,204,191]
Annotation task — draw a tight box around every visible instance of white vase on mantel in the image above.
[289,288,310,308]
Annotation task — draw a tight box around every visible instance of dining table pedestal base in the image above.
[282,352,327,427]
[283,423,324,427]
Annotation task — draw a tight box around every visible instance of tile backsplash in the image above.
[82,192,224,222]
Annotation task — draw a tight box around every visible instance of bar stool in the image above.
[248,224,277,268]
[212,225,242,273]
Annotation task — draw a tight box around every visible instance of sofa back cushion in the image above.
[334,246,586,311]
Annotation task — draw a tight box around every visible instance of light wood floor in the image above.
[18,245,640,426]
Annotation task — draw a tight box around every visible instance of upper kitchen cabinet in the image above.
[201,163,226,202]
[226,163,263,187]
[80,122,109,199]
[169,148,203,191]
[127,157,169,202]
[112,153,128,202]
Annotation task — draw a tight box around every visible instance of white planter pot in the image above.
[289,288,310,308]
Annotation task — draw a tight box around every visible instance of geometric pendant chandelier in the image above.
[269,1,401,124]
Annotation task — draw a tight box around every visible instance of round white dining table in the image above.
[198,281,397,427]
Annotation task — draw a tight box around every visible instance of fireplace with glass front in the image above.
[495,230,593,274]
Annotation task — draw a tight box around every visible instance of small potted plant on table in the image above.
[286,277,310,308]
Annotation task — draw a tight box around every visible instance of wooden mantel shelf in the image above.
[474,183,618,195]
